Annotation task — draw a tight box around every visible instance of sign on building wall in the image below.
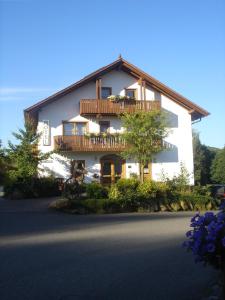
[43,120,51,146]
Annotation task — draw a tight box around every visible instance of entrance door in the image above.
[100,155,125,184]
[143,162,152,181]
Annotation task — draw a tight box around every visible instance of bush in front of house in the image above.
[4,176,61,199]
[58,174,220,214]
[62,181,86,201]
[108,178,140,210]
[86,182,108,199]
[177,191,216,211]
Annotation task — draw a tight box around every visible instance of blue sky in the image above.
[0,0,224,148]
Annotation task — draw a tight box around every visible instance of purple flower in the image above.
[204,212,215,223]
[206,243,215,253]
[222,237,225,247]
[191,213,200,223]
[184,204,225,267]
[217,212,225,223]
[186,230,193,238]
[219,202,225,210]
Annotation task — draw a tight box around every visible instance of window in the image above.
[76,122,87,135]
[99,121,110,133]
[74,160,85,170]
[125,89,137,99]
[101,87,112,99]
[63,122,87,136]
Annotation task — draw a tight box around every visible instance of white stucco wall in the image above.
[37,69,194,184]
[152,94,194,184]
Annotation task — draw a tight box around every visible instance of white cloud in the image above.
[0,87,52,94]
[0,96,25,102]
[0,87,56,101]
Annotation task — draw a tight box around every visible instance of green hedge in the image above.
[4,176,61,199]
[86,182,108,199]
[57,178,220,214]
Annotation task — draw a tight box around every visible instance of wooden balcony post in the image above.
[96,79,99,99]
[139,78,143,101]
[98,78,102,99]
[143,80,146,101]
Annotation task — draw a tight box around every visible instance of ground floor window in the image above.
[70,160,86,181]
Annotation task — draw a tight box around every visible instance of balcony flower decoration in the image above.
[107,95,117,102]
[107,95,133,102]
[84,132,91,138]
[101,132,108,138]
[183,203,225,280]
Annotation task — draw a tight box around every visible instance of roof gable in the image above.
[24,57,209,121]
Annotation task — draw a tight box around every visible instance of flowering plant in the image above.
[183,203,225,269]
[107,95,132,102]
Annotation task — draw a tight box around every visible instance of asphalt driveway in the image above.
[0,198,216,300]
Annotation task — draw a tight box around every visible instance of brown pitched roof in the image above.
[24,57,209,121]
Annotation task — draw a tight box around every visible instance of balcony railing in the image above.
[80,99,160,115]
[54,135,126,152]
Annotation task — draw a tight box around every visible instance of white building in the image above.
[24,57,209,184]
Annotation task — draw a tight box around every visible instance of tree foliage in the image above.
[6,120,50,180]
[0,146,9,185]
[120,110,168,183]
[192,130,217,185]
[211,146,225,184]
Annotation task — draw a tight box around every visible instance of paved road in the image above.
[0,198,216,300]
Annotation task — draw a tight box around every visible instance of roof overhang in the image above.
[24,57,210,122]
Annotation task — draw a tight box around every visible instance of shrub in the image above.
[109,178,139,210]
[136,180,157,210]
[63,181,86,201]
[192,185,212,197]
[4,176,61,199]
[161,163,191,193]
[86,182,108,199]
[176,190,217,211]
[33,177,61,197]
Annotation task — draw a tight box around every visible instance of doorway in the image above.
[100,154,125,184]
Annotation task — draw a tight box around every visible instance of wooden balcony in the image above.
[54,135,126,152]
[80,99,160,115]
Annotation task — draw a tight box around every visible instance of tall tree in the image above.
[0,146,9,185]
[192,130,217,185]
[120,110,168,183]
[211,146,225,184]
[7,119,50,180]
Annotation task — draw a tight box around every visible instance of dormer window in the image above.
[125,89,137,100]
[101,87,112,99]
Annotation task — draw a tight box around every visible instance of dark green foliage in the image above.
[63,181,86,201]
[177,192,216,211]
[0,147,9,185]
[211,146,225,184]
[4,176,61,199]
[193,131,218,185]
[86,182,108,199]
[108,178,140,210]
[7,120,51,180]
[3,120,55,198]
